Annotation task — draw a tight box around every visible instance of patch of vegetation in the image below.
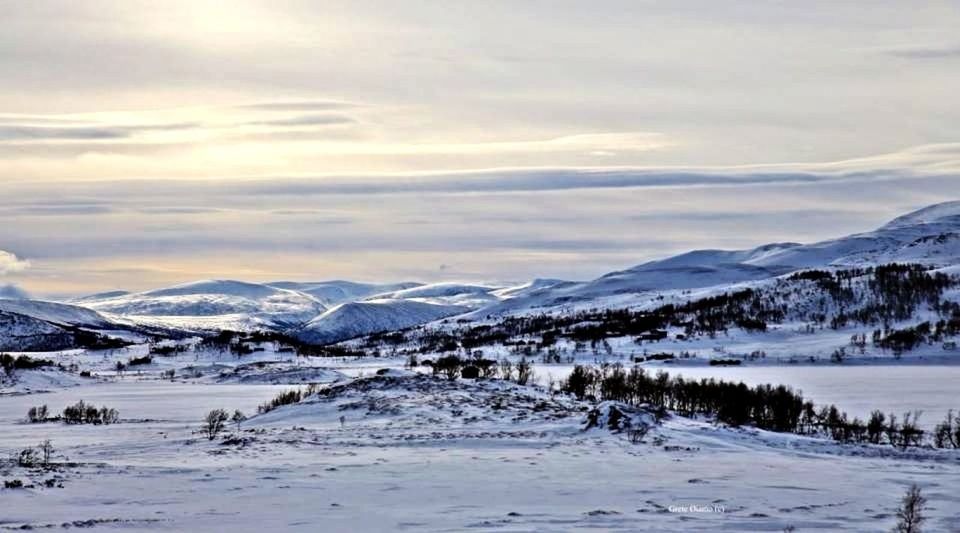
[127,355,153,366]
[203,409,228,440]
[562,363,945,449]
[257,384,320,414]
[62,401,119,425]
[26,405,49,423]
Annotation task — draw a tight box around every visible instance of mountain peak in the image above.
[881,201,960,229]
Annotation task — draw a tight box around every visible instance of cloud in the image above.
[0,125,129,141]
[0,122,199,143]
[237,100,359,111]
[244,114,357,127]
[240,169,849,196]
[2,204,115,216]
[135,206,225,215]
[883,44,960,59]
[0,250,29,274]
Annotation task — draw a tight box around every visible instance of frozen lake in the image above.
[0,381,293,452]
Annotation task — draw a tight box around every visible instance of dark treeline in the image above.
[257,384,320,414]
[561,363,955,450]
[190,330,367,358]
[1,353,55,373]
[61,400,119,425]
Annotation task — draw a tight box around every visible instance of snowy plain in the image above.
[1,343,959,532]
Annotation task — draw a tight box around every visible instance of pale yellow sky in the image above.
[2,1,960,296]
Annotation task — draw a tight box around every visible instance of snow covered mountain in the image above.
[0,299,127,351]
[8,201,960,350]
[295,299,469,345]
[0,310,77,351]
[267,280,421,306]
[0,298,116,328]
[79,280,326,331]
[367,282,505,307]
[483,201,960,313]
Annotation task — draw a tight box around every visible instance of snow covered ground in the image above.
[1,344,959,531]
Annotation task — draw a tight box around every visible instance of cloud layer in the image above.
[1,2,959,296]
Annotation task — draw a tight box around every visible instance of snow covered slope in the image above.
[80,280,326,330]
[484,201,960,312]
[295,299,469,344]
[268,280,421,306]
[0,310,76,351]
[369,282,504,307]
[0,298,115,328]
[70,290,131,303]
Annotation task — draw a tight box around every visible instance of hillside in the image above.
[295,299,470,345]
[474,201,960,314]
[267,280,421,306]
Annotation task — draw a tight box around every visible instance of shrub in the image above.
[894,484,926,533]
[933,410,960,449]
[4,479,24,489]
[515,357,533,386]
[0,353,14,378]
[563,365,597,400]
[99,406,120,424]
[39,440,54,466]
[460,365,480,379]
[127,355,153,366]
[231,410,247,432]
[433,355,462,381]
[645,352,676,361]
[62,400,118,425]
[2,354,55,378]
[628,425,650,444]
[257,385,319,414]
[17,448,38,467]
[498,359,514,381]
[475,358,498,379]
[709,359,742,366]
[27,405,49,423]
[150,344,186,356]
[203,409,229,440]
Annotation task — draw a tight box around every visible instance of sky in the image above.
[2,0,960,297]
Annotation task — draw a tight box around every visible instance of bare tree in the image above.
[39,439,54,466]
[627,425,650,444]
[515,357,533,386]
[498,358,514,381]
[203,409,229,440]
[1,353,16,381]
[27,405,48,423]
[894,484,927,533]
[231,410,247,433]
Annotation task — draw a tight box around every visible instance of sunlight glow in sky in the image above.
[2,1,960,296]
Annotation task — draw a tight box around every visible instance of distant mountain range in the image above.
[4,201,960,351]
